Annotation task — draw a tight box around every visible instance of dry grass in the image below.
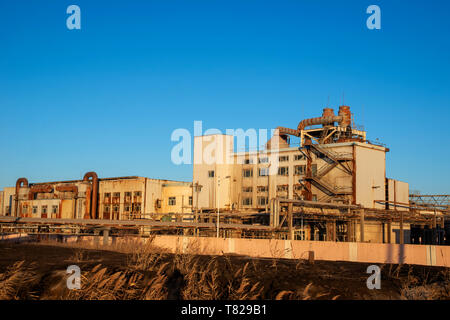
[274,282,340,300]
[2,242,449,300]
[400,267,450,300]
[0,261,40,299]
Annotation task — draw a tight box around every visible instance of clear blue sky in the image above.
[0,0,449,194]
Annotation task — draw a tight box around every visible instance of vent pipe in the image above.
[15,178,28,216]
[83,172,98,219]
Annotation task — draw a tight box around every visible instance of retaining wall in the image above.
[148,236,450,267]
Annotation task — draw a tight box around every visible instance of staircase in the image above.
[302,143,354,199]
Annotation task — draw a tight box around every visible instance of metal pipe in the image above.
[15,178,29,217]
[28,185,53,200]
[83,172,99,219]
[297,115,343,131]
[275,106,352,138]
[55,185,78,193]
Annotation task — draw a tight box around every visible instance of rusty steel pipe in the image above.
[28,185,53,200]
[15,178,29,217]
[296,106,352,131]
[275,126,300,137]
[296,115,343,131]
[15,178,29,195]
[56,185,78,193]
[83,172,99,219]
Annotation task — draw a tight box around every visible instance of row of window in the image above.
[103,196,194,212]
[168,196,193,206]
[103,191,142,200]
[242,165,315,177]
[22,205,58,215]
[241,184,304,193]
[242,194,318,206]
[242,197,268,206]
[104,203,141,213]
[209,165,316,179]
[242,154,306,164]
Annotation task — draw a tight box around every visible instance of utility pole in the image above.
[217,177,220,238]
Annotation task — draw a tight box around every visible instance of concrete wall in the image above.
[1,187,15,216]
[355,144,386,209]
[145,235,450,267]
[193,134,234,210]
[387,178,409,210]
[76,235,450,267]
[160,183,192,218]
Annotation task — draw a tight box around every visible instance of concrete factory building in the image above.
[0,175,192,221]
[193,106,409,211]
[192,106,427,244]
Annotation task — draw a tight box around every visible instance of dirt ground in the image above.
[0,241,449,300]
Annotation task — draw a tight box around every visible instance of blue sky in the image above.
[0,0,449,194]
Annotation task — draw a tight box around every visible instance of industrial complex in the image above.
[1,106,449,245]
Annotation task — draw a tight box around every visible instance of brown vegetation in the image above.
[0,240,449,300]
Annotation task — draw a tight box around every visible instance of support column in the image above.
[103,229,110,246]
[399,211,404,245]
[288,202,293,240]
[387,220,392,244]
[360,209,365,242]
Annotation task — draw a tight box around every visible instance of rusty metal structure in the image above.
[83,172,99,219]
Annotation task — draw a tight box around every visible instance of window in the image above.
[188,196,193,206]
[279,155,289,162]
[258,168,269,176]
[113,205,119,213]
[258,157,269,163]
[124,205,131,212]
[208,170,215,178]
[294,154,305,161]
[257,186,268,193]
[104,205,110,213]
[242,197,252,206]
[21,205,28,214]
[6,206,10,214]
[32,206,37,214]
[293,184,303,191]
[124,192,132,204]
[278,166,289,176]
[258,197,268,206]
[52,205,58,214]
[113,192,120,198]
[242,169,253,178]
[168,197,176,206]
[244,158,254,164]
[312,195,318,201]
[134,191,142,197]
[104,193,111,199]
[41,205,47,214]
[242,187,253,193]
[294,165,306,175]
[277,185,288,192]
[132,203,141,212]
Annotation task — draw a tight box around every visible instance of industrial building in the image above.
[0,106,449,245]
[0,174,192,221]
[192,106,448,244]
